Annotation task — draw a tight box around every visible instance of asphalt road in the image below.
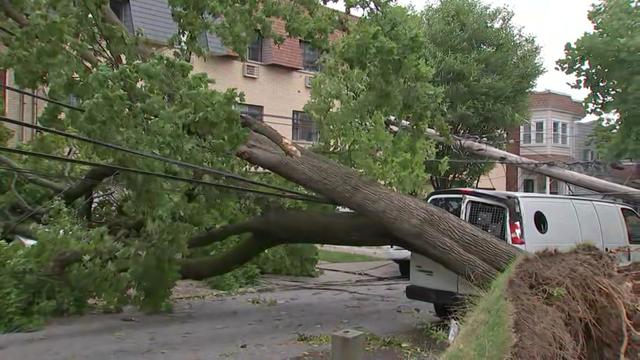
[0,261,437,360]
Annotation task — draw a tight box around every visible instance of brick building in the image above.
[478,90,598,194]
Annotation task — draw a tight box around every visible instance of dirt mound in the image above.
[507,246,639,359]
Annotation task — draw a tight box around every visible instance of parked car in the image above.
[406,188,640,318]
[385,245,411,277]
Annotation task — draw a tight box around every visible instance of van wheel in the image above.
[433,303,455,319]
[397,260,410,278]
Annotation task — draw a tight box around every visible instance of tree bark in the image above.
[63,167,117,204]
[181,211,396,279]
[237,120,521,287]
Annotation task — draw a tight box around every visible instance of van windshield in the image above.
[429,196,462,217]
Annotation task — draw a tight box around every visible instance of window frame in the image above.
[552,121,569,145]
[522,123,532,144]
[523,179,535,193]
[300,41,321,72]
[247,35,263,63]
[583,149,595,161]
[534,121,544,144]
[552,121,560,144]
[237,103,264,122]
[561,122,568,145]
[110,0,133,33]
[292,110,319,143]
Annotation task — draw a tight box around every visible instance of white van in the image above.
[407,188,640,318]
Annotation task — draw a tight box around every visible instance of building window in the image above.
[237,103,263,122]
[109,1,133,33]
[300,41,320,72]
[535,121,544,144]
[583,149,595,161]
[247,36,263,62]
[549,179,559,195]
[553,121,568,145]
[553,121,560,144]
[522,123,531,144]
[292,111,319,142]
[523,179,535,193]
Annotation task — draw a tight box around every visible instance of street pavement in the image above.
[0,261,436,360]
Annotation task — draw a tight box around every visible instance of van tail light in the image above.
[509,221,525,245]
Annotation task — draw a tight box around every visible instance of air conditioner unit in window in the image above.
[243,63,259,78]
[304,75,313,88]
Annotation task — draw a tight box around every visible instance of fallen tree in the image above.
[4,5,638,358]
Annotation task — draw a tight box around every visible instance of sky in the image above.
[333,0,597,101]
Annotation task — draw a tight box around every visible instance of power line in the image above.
[0,146,336,204]
[1,85,608,190]
[0,115,323,201]
[0,86,322,200]
[0,25,16,36]
[2,85,84,112]
[0,165,222,199]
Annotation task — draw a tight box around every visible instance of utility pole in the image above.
[424,129,640,204]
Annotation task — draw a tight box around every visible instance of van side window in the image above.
[534,211,548,234]
[622,209,640,244]
[429,197,462,217]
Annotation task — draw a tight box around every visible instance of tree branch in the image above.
[9,174,39,214]
[62,167,117,204]
[0,0,99,67]
[181,211,395,280]
[0,0,27,26]
[240,114,301,157]
[0,155,66,192]
[188,210,395,249]
[180,236,276,280]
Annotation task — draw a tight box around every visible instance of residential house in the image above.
[478,90,598,194]
[109,0,325,144]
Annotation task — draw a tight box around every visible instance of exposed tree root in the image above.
[507,246,639,360]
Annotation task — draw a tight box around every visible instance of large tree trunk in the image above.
[236,117,522,287]
[180,211,396,280]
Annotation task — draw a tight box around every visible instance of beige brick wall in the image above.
[478,164,507,191]
[192,56,315,140]
[2,69,44,146]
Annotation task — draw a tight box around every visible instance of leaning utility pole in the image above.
[425,129,640,204]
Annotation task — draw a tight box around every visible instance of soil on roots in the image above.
[507,246,639,360]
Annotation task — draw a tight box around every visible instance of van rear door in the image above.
[462,196,509,241]
[594,203,627,251]
[571,200,604,248]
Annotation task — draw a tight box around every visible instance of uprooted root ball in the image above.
[507,246,639,359]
